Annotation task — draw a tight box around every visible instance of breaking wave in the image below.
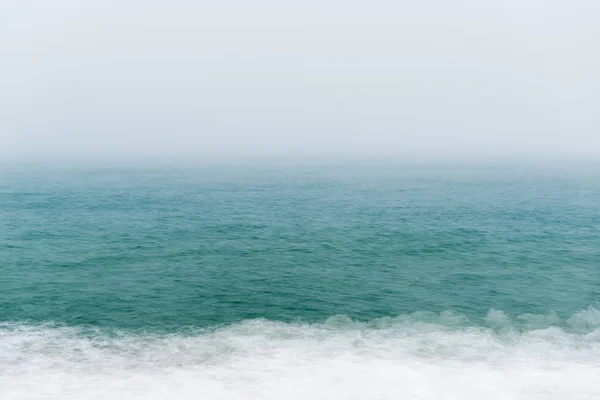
[2,307,600,399]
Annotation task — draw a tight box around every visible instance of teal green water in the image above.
[2,164,599,331]
[2,164,600,399]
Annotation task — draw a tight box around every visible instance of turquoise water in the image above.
[1,163,599,399]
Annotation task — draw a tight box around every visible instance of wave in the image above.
[2,307,600,399]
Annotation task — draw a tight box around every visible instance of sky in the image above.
[1,0,598,162]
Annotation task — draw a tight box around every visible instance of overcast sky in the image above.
[1,0,598,162]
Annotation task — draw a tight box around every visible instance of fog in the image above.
[1,0,598,162]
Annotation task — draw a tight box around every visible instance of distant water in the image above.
[1,163,599,399]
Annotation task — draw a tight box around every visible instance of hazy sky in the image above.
[1,0,598,161]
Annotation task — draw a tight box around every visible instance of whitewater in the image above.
[2,308,600,400]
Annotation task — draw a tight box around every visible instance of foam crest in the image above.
[2,309,600,399]
[568,305,600,331]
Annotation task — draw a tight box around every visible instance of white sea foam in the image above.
[1,310,600,400]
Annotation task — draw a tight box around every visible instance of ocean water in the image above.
[1,163,599,399]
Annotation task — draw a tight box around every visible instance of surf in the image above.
[2,308,599,399]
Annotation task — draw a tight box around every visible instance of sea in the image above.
[1,162,599,399]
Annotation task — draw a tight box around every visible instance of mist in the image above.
[1,0,598,162]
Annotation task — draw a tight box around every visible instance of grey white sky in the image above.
[1,0,598,161]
